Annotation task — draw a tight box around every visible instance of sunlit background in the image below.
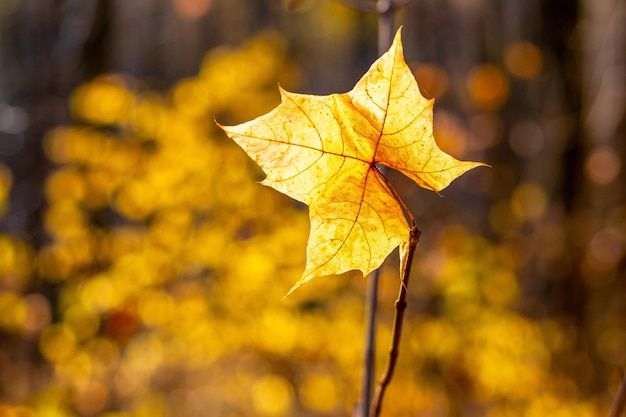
[0,0,624,416]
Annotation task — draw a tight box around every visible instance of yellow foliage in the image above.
[299,374,341,412]
[251,374,294,416]
[44,200,86,238]
[0,30,608,417]
[0,235,32,289]
[0,291,26,332]
[0,163,12,215]
[39,324,77,363]
[70,75,133,125]
[130,95,169,139]
[44,168,85,202]
[64,304,100,341]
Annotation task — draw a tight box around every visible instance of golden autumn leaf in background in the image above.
[218,28,486,294]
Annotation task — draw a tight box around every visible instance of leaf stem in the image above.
[369,225,420,417]
[375,165,416,226]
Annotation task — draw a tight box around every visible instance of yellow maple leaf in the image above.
[218,28,486,294]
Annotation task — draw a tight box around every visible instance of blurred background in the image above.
[0,0,624,416]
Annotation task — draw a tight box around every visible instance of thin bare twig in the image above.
[360,4,397,416]
[609,371,626,417]
[333,0,412,13]
[341,1,412,416]
[360,268,380,417]
[369,225,420,417]
[332,0,379,13]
